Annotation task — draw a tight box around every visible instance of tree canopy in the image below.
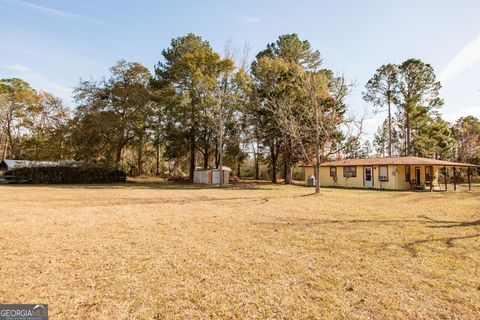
[0,33,476,189]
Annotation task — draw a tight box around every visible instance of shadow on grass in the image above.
[255,216,480,228]
[402,234,480,257]
[0,180,278,191]
[2,180,479,257]
[419,215,480,228]
[256,214,480,257]
[404,215,480,256]
[63,195,275,207]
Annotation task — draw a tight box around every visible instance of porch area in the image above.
[408,164,476,192]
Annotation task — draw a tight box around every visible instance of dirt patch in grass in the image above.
[0,181,479,319]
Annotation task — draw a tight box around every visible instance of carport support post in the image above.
[444,166,447,191]
[429,166,433,192]
[453,167,457,191]
[468,167,471,191]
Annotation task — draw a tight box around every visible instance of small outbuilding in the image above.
[193,167,231,185]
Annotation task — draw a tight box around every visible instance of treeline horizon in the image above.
[1,33,479,183]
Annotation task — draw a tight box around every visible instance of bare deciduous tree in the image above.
[267,70,364,193]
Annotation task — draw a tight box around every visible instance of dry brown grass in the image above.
[0,180,479,319]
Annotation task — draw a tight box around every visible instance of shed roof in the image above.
[300,156,478,168]
[194,166,231,172]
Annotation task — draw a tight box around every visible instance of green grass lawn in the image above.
[0,181,479,319]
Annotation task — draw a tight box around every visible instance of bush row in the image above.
[5,166,127,184]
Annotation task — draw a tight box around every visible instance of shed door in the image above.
[364,166,373,187]
[212,170,220,184]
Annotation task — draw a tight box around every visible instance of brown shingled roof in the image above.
[300,156,478,168]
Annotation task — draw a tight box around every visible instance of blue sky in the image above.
[1,0,480,137]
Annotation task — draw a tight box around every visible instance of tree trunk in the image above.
[284,160,292,184]
[115,144,123,169]
[0,132,4,161]
[237,161,241,178]
[137,130,144,176]
[252,141,259,180]
[115,123,133,169]
[218,151,223,186]
[315,161,320,194]
[189,130,196,180]
[214,139,219,168]
[6,119,13,159]
[253,128,260,180]
[387,97,392,157]
[405,109,411,156]
[189,97,197,180]
[2,137,7,160]
[155,144,160,176]
[314,97,321,194]
[270,139,277,183]
[218,122,224,188]
[272,157,277,183]
[155,120,161,176]
[203,146,209,169]
[284,138,292,184]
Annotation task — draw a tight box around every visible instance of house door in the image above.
[415,167,421,185]
[364,166,373,187]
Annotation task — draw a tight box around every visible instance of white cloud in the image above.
[0,65,72,102]
[0,0,106,24]
[443,105,480,122]
[439,33,480,85]
[1,65,30,72]
[237,16,261,24]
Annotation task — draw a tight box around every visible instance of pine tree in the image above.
[363,64,398,157]
[411,114,454,159]
[152,34,231,179]
[396,59,443,155]
[452,116,480,163]
[373,119,388,157]
[251,34,322,184]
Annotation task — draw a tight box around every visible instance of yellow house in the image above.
[301,156,477,191]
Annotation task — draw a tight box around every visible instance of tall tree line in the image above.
[365,59,455,160]
[1,34,479,184]
[0,78,71,161]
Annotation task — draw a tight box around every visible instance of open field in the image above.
[0,181,479,319]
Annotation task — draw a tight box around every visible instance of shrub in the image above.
[4,166,126,184]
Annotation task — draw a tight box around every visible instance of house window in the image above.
[426,166,431,182]
[330,166,337,177]
[405,166,410,182]
[343,166,356,178]
[379,165,388,181]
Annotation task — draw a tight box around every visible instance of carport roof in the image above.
[300,156,479,168]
